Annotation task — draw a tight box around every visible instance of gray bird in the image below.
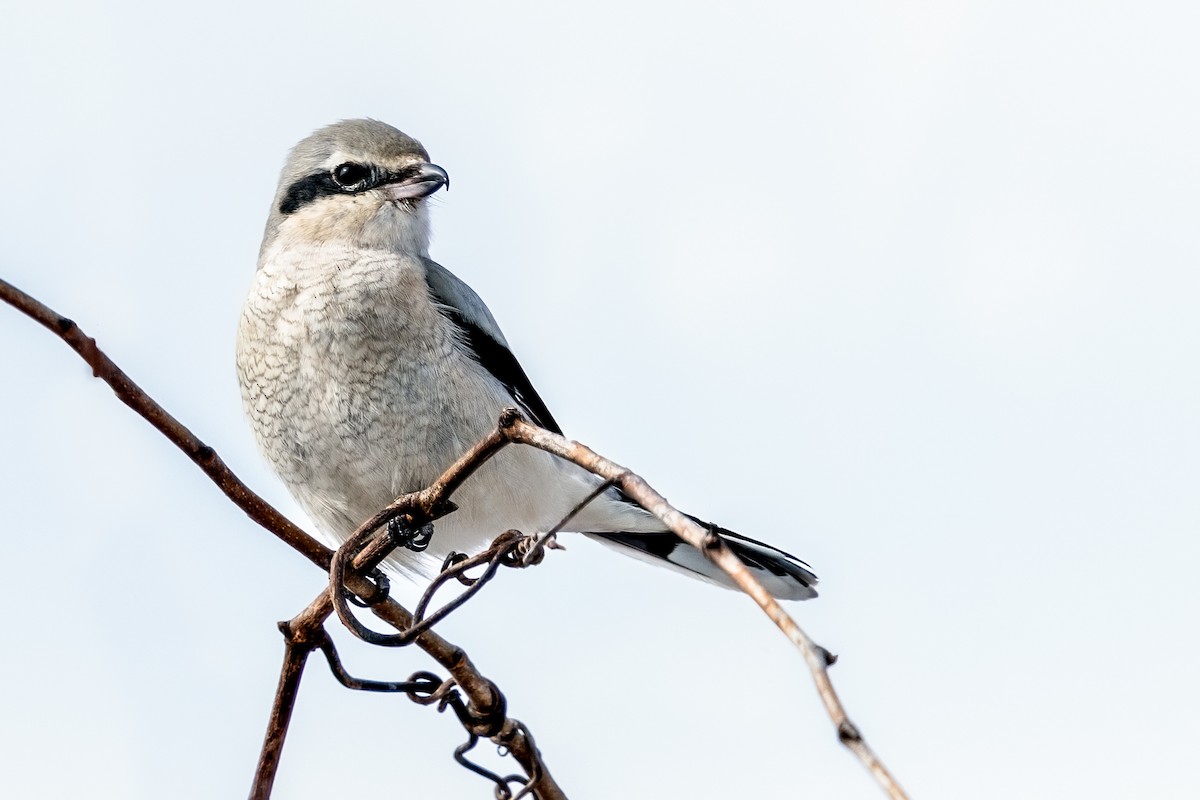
[237,119,817,600]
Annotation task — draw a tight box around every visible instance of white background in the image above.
[2,2,1197,798]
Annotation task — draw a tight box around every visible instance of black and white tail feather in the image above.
[587,517,818,601]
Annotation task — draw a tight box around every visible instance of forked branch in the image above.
[2,276,907,799]
[0,278,563,800]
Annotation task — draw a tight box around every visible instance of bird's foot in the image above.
[388,518,435,552]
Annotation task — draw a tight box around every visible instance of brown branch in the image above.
[249,623,320,800]
[0,278,564,800]
[0,278,328,570]
[277,405,908,798]
[498,416,909,800]
[4,275,905,798]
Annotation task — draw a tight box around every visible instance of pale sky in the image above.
[2,2,1197,798]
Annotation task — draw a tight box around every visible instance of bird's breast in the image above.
[236,246,500,539]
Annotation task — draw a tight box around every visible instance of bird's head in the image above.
[261,119,448,258]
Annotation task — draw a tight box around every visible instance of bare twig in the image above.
[249,623,321,800]
[497,415,908,799]
[0,278,328,570]
[280,402,907,798]
[0,279,565,800]
[3,275,906,799]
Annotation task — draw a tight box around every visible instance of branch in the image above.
[0,278,564,800]
[261,401,909,798]
[3,275,908,798]
[0,278,326,569]
[498,416,908,798]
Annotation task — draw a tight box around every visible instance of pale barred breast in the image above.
[237,245,521,547]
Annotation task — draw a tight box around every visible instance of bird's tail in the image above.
[584,518,818,601]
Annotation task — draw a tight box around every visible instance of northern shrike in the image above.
[237,119,817,600]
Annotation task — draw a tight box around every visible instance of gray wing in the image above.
[422,258,562,434]
[423,260,817,601]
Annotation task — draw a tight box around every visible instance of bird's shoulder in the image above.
[420,257,561,434]
[421,258,509,347]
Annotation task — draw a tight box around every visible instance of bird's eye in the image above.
[332,162,371,189]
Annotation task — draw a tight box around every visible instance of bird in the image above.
[236,119,817,601]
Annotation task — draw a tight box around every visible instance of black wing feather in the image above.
[426,288,562,434]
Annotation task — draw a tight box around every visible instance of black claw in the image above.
[388,517,435,552]
[346,567,391,607]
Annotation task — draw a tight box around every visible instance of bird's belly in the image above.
[259,354,660,580]
[247,338,503,540]
[238,311,619,576]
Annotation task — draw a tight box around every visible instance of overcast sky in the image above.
[2,2,1197,798]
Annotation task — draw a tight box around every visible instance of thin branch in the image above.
[0,277,329,570]
[498,415,909,800]
[250,623,319,800]
[0,279,565,800]
[4,276,906,799]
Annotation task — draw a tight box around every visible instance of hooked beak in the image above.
[383,163,449,201]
